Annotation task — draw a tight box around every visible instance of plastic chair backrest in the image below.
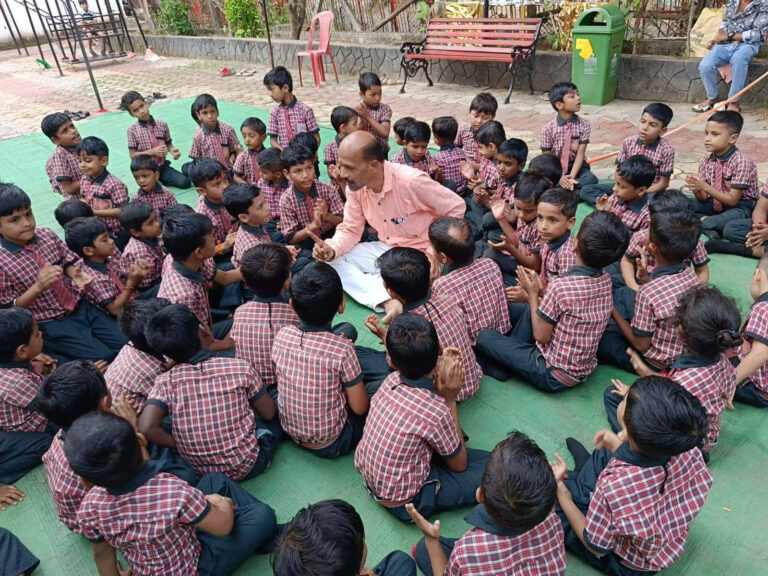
[306,11,334,54]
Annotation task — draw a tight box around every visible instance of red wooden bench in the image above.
[400,17,544,104]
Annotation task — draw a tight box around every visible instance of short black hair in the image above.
[77,136,109,159]
[118,297,171,354]
[223,183,260,219]
[0,183,31,218]
[289,263,343,326]
[41,112,72,138]
[241,243,292,297]
[191,93,218,121]
[257,147,286,172]
[469,92,498,116]
[188,157,227,188]
[649,211,701,263]
[515,171,550,204]
[537,187,579,218]
[432,116,459,142]
[648,189,691,216]
[145,304,202,363]
[37,360,109,430]
[498,138,528,164]
[393,117,415,141]
[0,308,35,362]
[158,203,194,228]
[616,155,656,189]
[120,90,144,111]
[404,121,431,144]
[264,66,293,92]
[358,71,382,92]
[240,117,266,134]
[623,376,708,460]
[643,103,673,127]
[385,313,439,379]
[290,132,319,155]
[482,431,556,531]
[527,154,563,186]
[377,247,430,303]
[162,212,212,261]
[130,154,159,173]
[64,216,108,257]
[708,110,743,134]
[55,199,93,227]
[360,138,389,162]
[429,217,474,266]
[63,411,145,489]
[475,121,506,147]
[549,81,578,110]
[119,201,155,235]
[577,211,630,269]
[272,499,365,576]
[330,106,358,133]
[282,144,315,169]
[676,285,741,359]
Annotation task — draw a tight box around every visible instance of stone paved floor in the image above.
[3,47,768,183]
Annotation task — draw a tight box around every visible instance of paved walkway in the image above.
[3,48,768,183]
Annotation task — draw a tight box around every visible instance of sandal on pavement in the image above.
[152,92,167,99]
[692,101,715,112]
[220,67,234,77]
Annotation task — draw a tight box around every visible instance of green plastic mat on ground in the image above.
[0,100,766,576]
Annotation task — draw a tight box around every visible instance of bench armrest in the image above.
[400,39,427,56]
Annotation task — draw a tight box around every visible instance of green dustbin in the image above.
[571,4,626,105]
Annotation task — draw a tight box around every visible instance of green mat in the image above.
[1,99,766,576]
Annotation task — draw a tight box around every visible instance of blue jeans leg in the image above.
[728,42,760,100]
[699,44,734,100]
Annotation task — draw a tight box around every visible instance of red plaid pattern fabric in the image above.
[127,118,172,167]
[479,157,500,191]
[157,260,212,328]
[408,295,483,400]
[0,364,46,432]
[497,176,519,203]
[517,219,543,255]
[323,137,340,166]
[233,149,262,184]
[360,102,392,141]
[435,145,469,193]
[231,298,299,388]
[354,371,460,503]
[279,181,344,239]
[625,228,709,274]
[666,355,736,447]
[81,260,122,309]
[540,235,576,286]
[45,146,83,197]
[119,237,163,289]
[189,121,240,170]
[231,224,271,269]
[196,196,239,245]
[632,266,700,368]
[81,172,130,233]
[391,149,433,174]
[610,198,650,233]
[455,123,478,163]
[43,431,90,535]
[740,299,768,394]
[77,468,209,575]
[267,98,320,148]
[584,446,712,572]
[148,356,265,479]
[540,115,591,166]
[132,183,177,213]
[0,228,83,321]
[257,178,291,221]
[273,325,362,446]
[537,268,612,380]
[105,344,166,414]
[618,136,675,185]
[697,146,759,207]
[445,509,566,576]
[432,259,511,345]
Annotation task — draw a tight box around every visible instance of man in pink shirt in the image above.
[312,132,465,311]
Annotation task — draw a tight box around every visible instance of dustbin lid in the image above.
[572,4,626,33]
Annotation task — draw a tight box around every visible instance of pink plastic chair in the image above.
[297,11,339,88]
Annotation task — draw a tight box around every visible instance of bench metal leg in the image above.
[400,57,432,94]
[425,63,434,87]
[504,62,515,104]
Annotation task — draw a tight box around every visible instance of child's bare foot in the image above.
[627,348,654,377]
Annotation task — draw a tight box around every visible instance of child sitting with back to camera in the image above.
[431,116,468,194]
[734,254,768,407]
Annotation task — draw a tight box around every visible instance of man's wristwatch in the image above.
[728,32,735,42]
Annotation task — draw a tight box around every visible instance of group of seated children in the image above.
[1,69,767,576]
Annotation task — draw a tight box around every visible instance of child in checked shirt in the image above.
[233,117,267,185]
[356,72,392,142]
[555,376,712,575]
[42,112,83,198]
[432,116,468,195]
[595,155,654,234]
[410,431,566,576]
[130,154,178,213]
[188,93,242,172]
[264,66,320,150]
[455,92,498,163]
[734,254,768,407]
[392,121,442,182]
[118,201,164,297]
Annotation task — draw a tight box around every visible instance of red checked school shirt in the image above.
[0,362,46,432]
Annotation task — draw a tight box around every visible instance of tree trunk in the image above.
[338,0,363,32]
[288,0,307,39]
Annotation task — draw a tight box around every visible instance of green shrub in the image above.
[223,0,262,37]
[155,0,195,36]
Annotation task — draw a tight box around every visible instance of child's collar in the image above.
[247,146,264,156]
[465,504,529,537]
[556,113,577,125]
[137,182,164,196]
[201,123,221,135]
[400,373,435,391]
[252,293,289,304]
[564,265,602,278]
[671,354,718,370]
[136,236,160,248]
[137,115,155,126]
[756,291,768,304]
[298,321,333,333]
[504,173,521,186]
[650,262,687,279]
[203,197,222,211]
[186,349,212,365]
[403,290,432,312]
[439,143,457,151]
[614,442,669,468]
[0,234,35,252]
[280,95,298,108]
[107,459,161,495]
[61,144,79,152]
[711,145,738,162]
[334,134,343,145]
[0,360,36,372]
[85,258,110,271]
[172,259,204,281]
[547,232,570,251]
[88,170,109,184]
[636,136,661,149]
[293,181,318,199]
[445,259,474,274]
[241,223,266,237]
[622,193,649,212]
